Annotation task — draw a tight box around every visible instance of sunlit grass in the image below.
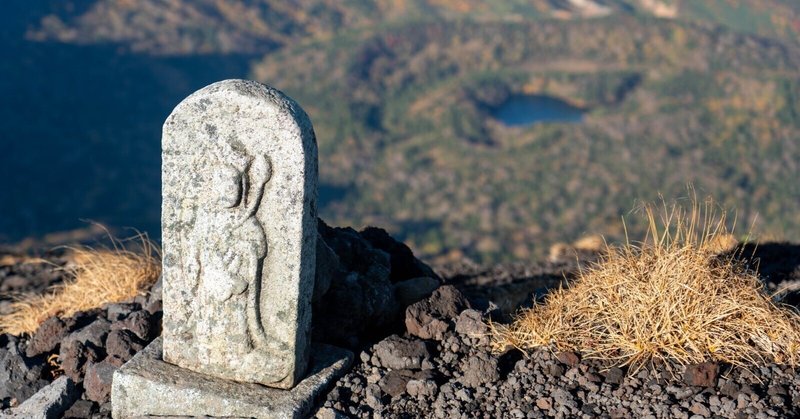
[0,234,160,336]
[493,197,800,372]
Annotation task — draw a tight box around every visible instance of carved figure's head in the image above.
[212,164,243,209]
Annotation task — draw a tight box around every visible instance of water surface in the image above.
[491,95,585,127]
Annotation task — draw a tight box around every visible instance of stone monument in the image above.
[112,80,352,418]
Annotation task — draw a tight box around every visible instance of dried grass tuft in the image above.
[0,235,160,336]
[493,198,800,372]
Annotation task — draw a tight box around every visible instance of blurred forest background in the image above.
[2,0,799,264]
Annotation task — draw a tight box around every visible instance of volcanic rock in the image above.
[25,317,71,357]
[405,285,470,340]
[83,361,117,403]
[372,335,431,370]
[684,362,719,387]
[0,345,48,406]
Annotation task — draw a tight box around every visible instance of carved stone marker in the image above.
[161,79,317,388]
[112,80,352,418]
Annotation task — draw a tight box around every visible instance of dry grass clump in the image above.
[0,235,160,336]
[493,200,800,372]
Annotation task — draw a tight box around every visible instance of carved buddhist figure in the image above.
[161,80,318,389]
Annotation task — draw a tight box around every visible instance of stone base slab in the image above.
[111,338,353,418]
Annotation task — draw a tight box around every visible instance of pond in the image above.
[490,95,585,127]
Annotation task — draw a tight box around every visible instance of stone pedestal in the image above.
[111,338,352,418]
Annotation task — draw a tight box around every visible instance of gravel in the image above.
[319,300,800,418]
[2,238,800,418]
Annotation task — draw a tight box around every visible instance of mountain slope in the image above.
[16,1,800,263]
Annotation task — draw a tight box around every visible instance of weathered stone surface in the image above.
[683,362,719,387]
[1,376,78,419]
[84,361,118,403]
[25,317,70,357]
[315,406,350,419]
[110,310,156,341]
[556,351,581,367]
[161,79,319,388]
[405,285,470,340]
[454,309,489,337]
[378,369,435,398]
[0,345,48,404]
[60,318,109,352]
[372,335,431,370]
[460,353,499,388]
[111,338,352,419]
[59,340,101,382]
[105,330,145,363]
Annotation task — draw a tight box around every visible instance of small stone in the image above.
[377,369,415,398]
[552,388,575,407]
[365,384,385,409]
[604,367,624,385]
[0,275,27,292]
[536,397,553,410]
[547,364,565,378]
[144,298,162,315]
[610,408,630,418]
[372,335,431,370]
[84,361,118,403]
[105,303,140,322]
[61,318,110,351]
[737,393,750,410]
[315,406,349,419]
[105,355,126,368]
[454,309,489,337]
[406,379,438,398]
[0,345,48,403]
[683,362,718,387]
[359,226,438,283]
[105,329,145,362]
[689,402,711,417]
[405,286,470,340]
[26,317,71,357]
[767,385,788,396]
[455,388,472,402]
[460,354,499,388]
[111,310,156,341]
[3,376,79,419]
[556,351,580,367]
[719,381,740,397]
[59,340,101,382]
[359,351,370,363]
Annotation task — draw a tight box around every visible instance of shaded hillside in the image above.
[252,17,800,262]
[28,0,800,55]
[14,1,800,263]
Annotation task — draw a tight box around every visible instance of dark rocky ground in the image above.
[317,285,800,419]
[1,228,800,418]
